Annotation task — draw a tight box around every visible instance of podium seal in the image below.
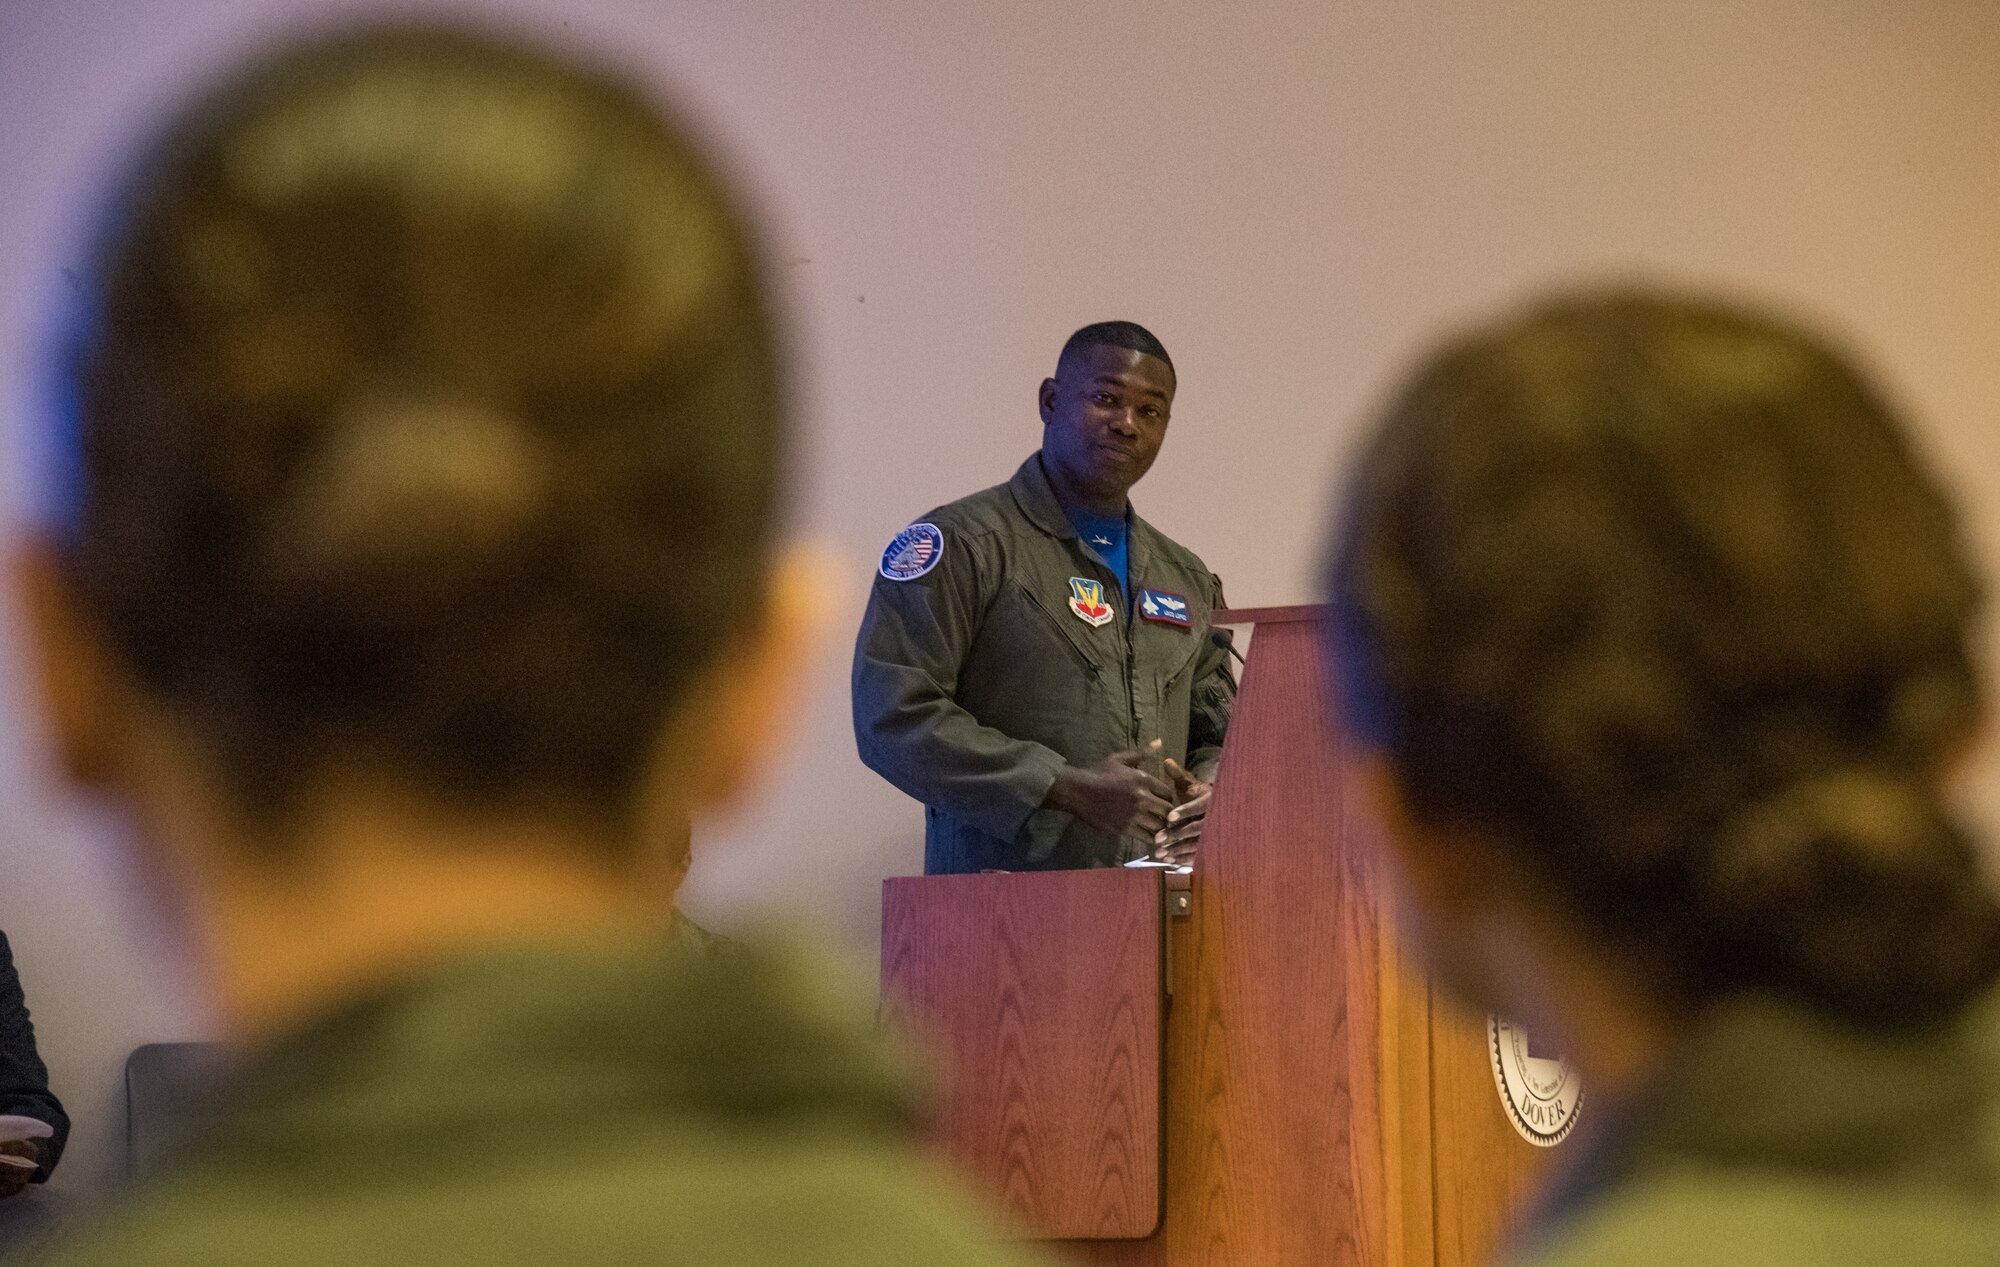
[1488,1017,1582,1146]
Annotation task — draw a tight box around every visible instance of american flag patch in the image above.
[880,522,945,581]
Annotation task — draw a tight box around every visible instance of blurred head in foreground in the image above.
[1328,289,2000,1062]
[9,28,1107,1266]
[20,24,797,1035]
[1328,291,2000,1255]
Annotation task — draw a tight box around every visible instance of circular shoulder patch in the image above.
[1488,1016,1582,1146]
[880,521,945,581]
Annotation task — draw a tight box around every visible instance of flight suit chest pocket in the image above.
[1012,582,1107,676]
[1152,632,1201,688]
[958,582,1109,741]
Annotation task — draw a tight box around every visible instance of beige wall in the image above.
[1,0,1996,1187]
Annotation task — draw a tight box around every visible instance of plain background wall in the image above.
[1,0,1996,1188]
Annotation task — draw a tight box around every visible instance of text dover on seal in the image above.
[1488,1016,1582,1147]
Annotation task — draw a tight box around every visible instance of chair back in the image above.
[125,1042,228,1181]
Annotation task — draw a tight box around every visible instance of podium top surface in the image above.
[1212,603,1331,625]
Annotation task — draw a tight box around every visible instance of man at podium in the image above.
[853,322,1232,874]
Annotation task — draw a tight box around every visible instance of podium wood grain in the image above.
[1174,614,1388,1263]
[892,606,1555,1264]
[1427,993,1550,1267]
[1059,612,1392,1264]
[882,868,1163,1239]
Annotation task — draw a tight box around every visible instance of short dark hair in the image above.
[1057,321,1173,377]
[56,25,783,842]
[1328,287,2000,1026]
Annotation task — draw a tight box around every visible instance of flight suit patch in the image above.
[880,522,944,581]
[1067,577,1114,628]
[1137,587,1191,627]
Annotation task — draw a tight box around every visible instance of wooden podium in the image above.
[882,606,1553,1265]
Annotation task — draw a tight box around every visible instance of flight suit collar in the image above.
[1008,453,1082,540]
[1515,991,1999,1258]
[1009,450,1195,620]
[203,935,925,1170]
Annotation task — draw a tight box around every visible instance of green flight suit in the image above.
[1513,992,2000,1266]
[27,935,1057,1267]
[853,454,1232,874]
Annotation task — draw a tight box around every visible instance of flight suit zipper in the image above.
[1075,553,1136,746]
[1125,611,1139,747]
[1018,587,1102,679]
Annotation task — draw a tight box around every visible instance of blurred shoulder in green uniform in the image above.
[1515,992,2000,1267]
[34,934,1057,1267]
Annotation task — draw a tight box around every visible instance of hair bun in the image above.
[1700,768,2000,1023]
[263,398,552,611]
[1710,770,1932,889]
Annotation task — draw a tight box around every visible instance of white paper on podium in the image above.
[0,1117,53,1144]
[0,1116,51,1169]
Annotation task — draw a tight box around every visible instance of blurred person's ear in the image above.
[1349,749,1679,1092]
[1345,749,1526,1019]
[666,817,695,883]
[11,537,130,788]
[1346,753,1470,927]
[658,544,827,818]
[1943,711,1986,781]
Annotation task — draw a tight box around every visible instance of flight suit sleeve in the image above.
[852,526,1070,843]
[1187,572,1233,780]
[0,933,67,1181]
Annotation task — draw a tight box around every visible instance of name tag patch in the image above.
[1067,577,1115,627]
[1137,587,1191,627]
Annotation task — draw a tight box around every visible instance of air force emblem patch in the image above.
[1137,587,1191,628]
[1067,577,1114,627]
[880,522,944,581]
